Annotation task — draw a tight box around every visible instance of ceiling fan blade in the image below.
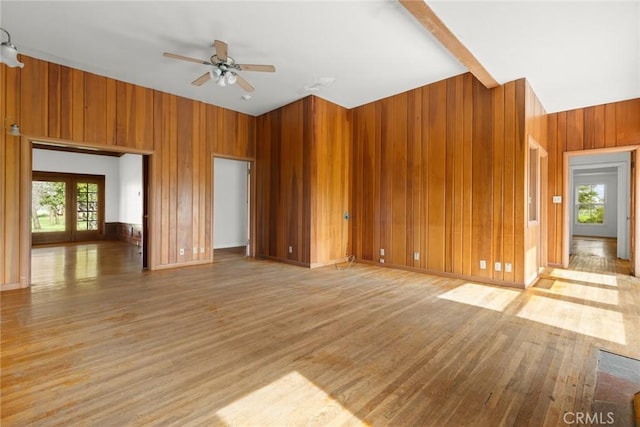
[214,40,228,61]
[238,64,276,72]
[235,74,255,92]
[163,52,210,65]
[192,72,212,86]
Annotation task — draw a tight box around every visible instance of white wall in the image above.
[119,154,143,224]
[572,172,617,238]
[32,149,120,222]
[214,158,248,249]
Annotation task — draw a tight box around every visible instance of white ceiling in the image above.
[2,1,639,116]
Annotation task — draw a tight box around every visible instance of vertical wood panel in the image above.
[176,97,194,263]
[450,76,464,275]
[407,89,422,268]
[462,74,474,277]
[492,85,505,281]
[47,63,61,138]
[0,63,6,284]
[471,80,494,279]
[513,80,526,284]
[71,69,85,141]
[83,73,109,144]
[502,82,516,282]
[566,109,584,151]
[390,94,408,266]
[615,99,640,145]
[427,81,446,272]
[20,56,48,137]
[419,86,430,270]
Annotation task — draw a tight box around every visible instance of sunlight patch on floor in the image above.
[438,283,521,312]
[548,268,618,287]
[517,295,626,345]
[540,280,619,305]
[216,371,366,426]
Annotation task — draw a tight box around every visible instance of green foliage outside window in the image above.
[577,184,605,224]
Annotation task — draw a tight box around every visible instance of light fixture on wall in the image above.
[3,118,21,136]
[0,28,24,68]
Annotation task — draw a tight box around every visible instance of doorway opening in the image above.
[564,149,636,275]
[30,142,151,285]
[213,157,251,263]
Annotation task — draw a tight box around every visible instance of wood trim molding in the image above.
[399,0,500,89]
[356,259,526,289]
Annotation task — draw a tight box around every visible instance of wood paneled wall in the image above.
[1,56,255,289]
[545,98,640,266]
[352,74,529,286]
[256,96,351,267]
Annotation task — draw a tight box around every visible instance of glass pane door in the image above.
[76,182,99,231]
[32,180,67,233]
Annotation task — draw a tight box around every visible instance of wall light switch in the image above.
[413,252,420,261]
[552,195,562,204]
[288,246,293,254]
[380,248,385,256]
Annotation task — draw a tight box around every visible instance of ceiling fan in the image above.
[163,40,275,92]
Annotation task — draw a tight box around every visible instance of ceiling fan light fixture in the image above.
[210,68,222,81]
[0,28,24,68]
[226,72,237,85]
[217,73,227,87]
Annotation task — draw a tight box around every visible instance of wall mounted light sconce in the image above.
[3,118,21,136]
[0,27,25,68]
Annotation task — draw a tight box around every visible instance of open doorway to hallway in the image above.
[213,157,251,263]
[30,143,149,285]
[566,150,632,275]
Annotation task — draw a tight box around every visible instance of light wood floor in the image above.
[30,241,143,286]
[569,236,631,275]
[214,246,247,263]
[2,243,639,426]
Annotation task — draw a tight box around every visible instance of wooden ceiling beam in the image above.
[399,0,500,89]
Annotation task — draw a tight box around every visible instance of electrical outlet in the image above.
[479,260,486,270]
[495,262,502,272]
[380,248,385,256]
[288,246,293,254]
[413,252,420,260]
[505,263,512,273]
[379,258,385,263]
[200,247,205,254]
[193,247,198,255]
[179,248,185,256]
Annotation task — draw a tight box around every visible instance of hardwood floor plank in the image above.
[2,242,639,425]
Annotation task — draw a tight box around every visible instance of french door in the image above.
[32,172,105,245]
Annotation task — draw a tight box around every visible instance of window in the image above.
[528,146,538,222]
[576,184,605,224]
